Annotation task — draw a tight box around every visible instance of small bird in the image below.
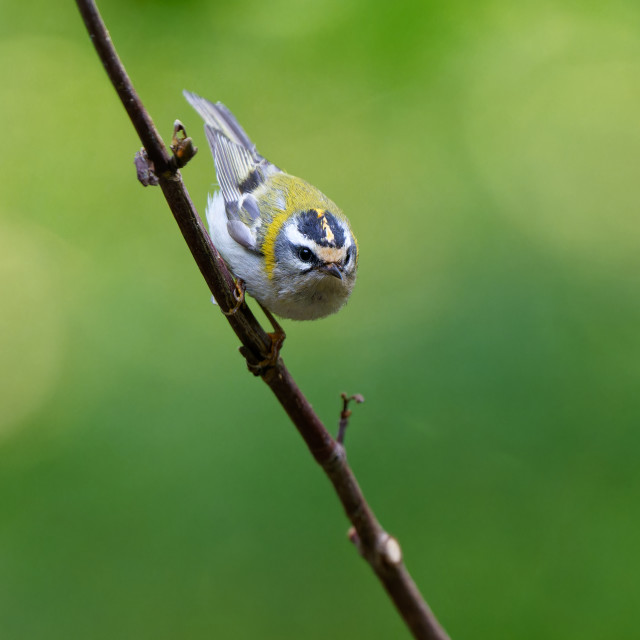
[184,91,358,321]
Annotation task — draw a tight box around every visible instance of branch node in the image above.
[321,440,346,473]
[379,534,403,566]
[169,119,198,170]
[347,526,364,555]
[134,148,159,186]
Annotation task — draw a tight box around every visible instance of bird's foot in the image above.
[169,120,198,170]
[245,303,286,376]
[222,278,246,316]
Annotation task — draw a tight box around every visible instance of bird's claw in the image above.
[222,279,246,316]
[169,120,198,170]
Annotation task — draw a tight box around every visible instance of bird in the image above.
[183,91,358,323]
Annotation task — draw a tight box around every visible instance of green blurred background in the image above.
[1,0,639,638]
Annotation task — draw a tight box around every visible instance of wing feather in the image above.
[227,220,258,250]
[183,91,263,163]
[203,125,255,204]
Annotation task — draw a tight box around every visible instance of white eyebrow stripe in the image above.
[283,223,317,249]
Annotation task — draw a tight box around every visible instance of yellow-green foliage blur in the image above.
[1,1,639,638]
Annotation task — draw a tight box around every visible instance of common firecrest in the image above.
[184,91,358,321]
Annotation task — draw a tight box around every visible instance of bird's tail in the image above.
[183,91,264,164]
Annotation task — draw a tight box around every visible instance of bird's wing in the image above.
[185,91,283,253]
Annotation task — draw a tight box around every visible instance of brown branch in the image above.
[75,2,451,638]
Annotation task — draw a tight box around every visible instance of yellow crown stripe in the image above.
[319,213,335,244]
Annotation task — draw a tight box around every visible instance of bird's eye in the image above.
[344,248,351,266]
[298,247,313,262]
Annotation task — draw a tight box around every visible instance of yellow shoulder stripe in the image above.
[262,211,289,279]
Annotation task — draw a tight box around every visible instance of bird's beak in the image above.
[318,263,343,280]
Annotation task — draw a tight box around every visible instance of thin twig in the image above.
[337,393,365,445]
[75,2,451,638]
